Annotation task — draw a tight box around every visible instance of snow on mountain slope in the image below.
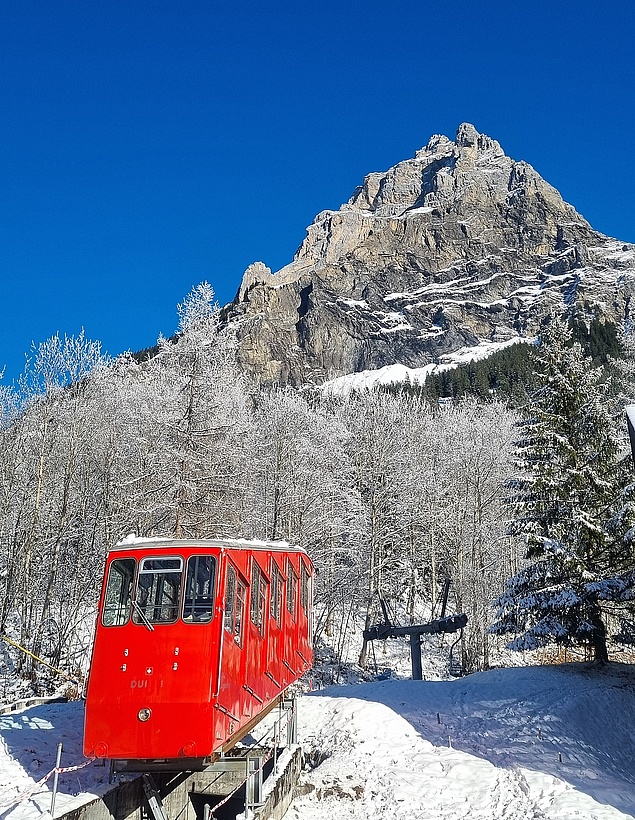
[321,337,527,394]
[0,664,633,820]
[227,124,635,387]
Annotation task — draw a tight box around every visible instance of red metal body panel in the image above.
[83,539,313,765]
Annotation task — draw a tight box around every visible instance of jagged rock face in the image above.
[226,124,635,386]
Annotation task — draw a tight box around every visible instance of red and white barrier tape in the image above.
[56,759,94,774]
[0,758,94,810]
[0,769,55,810]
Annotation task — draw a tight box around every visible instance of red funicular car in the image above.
[83,538,313,770]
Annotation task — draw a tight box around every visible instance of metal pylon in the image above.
[142,774,170,820]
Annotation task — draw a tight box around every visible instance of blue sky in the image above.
[1,0,634,383]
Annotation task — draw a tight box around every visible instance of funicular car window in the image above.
[300,561,310,612]
[183,555,216,623]
[286,559,297,621]
[300,559,313,645]
[270,562,284,625]
[102,558,136,626]
[224,562,246,646]
[133,557,183,624]
[250,560,268,636]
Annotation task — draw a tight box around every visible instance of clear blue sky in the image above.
[1,0,634,383]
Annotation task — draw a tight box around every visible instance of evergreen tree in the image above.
[491,316,635,662]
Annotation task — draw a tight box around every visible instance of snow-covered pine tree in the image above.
[490,315,635,662]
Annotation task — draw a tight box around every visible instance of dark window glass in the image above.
[133,556,183,624]
[258,573,268,636]
[300,561,309,612]
[224,562,246,646]
[250,561,268,636]
[102,558,136,626]
[270,564,284,625]
[235,580,246,646]
[183,555,216,623]
[250,562,260,625]
[301,560,313,645]
[286,560,297,621]
[224,563,236,633]
[141,558,182,572]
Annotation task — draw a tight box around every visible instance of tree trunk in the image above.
[590,612,609,663]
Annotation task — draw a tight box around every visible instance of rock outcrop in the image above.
[225,124,635,386]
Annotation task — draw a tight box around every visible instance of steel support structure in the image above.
[363,613,468,680]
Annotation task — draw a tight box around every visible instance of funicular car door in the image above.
[266,555,285,694]
[282,556,299,685]
[218,556,248,729]
[297,556,313,670]
[245,555,269,710]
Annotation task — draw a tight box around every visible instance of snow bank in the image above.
[292,663,635,819]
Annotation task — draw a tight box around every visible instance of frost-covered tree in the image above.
[491,316,635,662]
[336,390,518,673]
[0,331,109,675]
[139,282,253,538]
[244,389,366,651]
[433,401,518,671]
[344,392,411,666]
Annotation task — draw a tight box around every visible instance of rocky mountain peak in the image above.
[348,122,506,216]
[456,122,479,147]
[454,121,502,154]
[227,125,635,388]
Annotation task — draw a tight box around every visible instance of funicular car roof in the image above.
[108,536,308,555]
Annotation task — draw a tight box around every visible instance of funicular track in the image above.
[60,697,301,820]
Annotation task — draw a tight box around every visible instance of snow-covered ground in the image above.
[0,664,634,820]
[0,699,111,820]
[293,663,635,820]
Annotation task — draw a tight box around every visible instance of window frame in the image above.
[101,557,136,627]
[286,559,297,622]
[182,555,216,624]
[300,560,310,613]
[133,555,184,626]
[250,559,269,637]
[224,561,247,647]
[235,577,247,647]
[270,561,284,626]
